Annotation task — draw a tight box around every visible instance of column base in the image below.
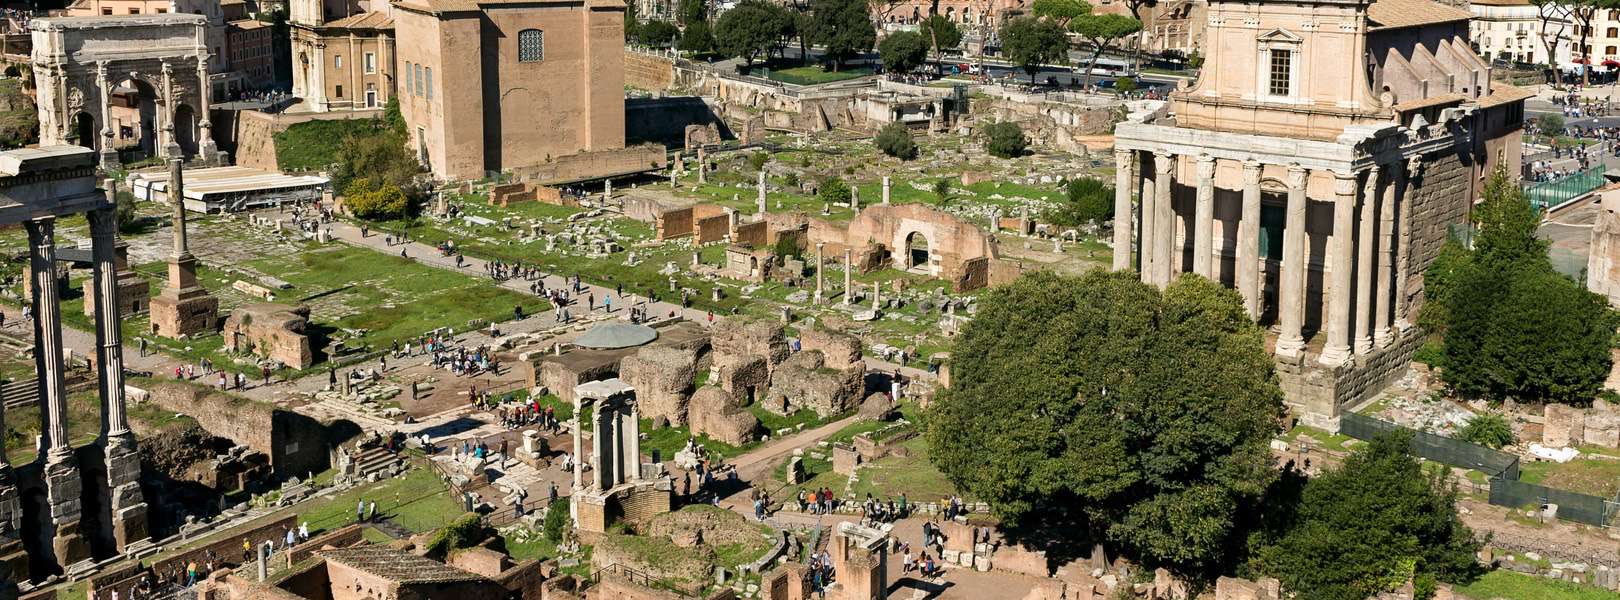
[1374,327,1393,349]
[1354,337,1374,356]
[98,148,121,171]
[1318,345,1352,367]
[1396,318,1413,332]
[1274,335,1306,359]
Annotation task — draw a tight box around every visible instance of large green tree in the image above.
[1070,13,1141,87]
[928,271,1285,572]
[1253,434,1480,600]
[678,20,716,54]
[638,20,681,47]
[810,0,876,70]
[879,30,929,74]
[999,16,1069,83]
[716,0,793,66]
[919,14,962,64]
[1031,0,1090,25]
[1426,166,1620,405]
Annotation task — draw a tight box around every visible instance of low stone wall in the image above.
[285,523,365,566]
[510,144,668,185]
[140,381,333,478]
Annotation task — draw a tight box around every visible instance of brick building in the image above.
[1111,0,1529,427]
[227,18,275,89]
[392,0,628,180]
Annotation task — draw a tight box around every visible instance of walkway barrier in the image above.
[1523,165,1607,213]
[1338,412,1619,528]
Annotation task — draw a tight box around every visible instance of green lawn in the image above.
[1517,457,1620,497]
[849,436,967,502]
[755,64,876,85]
[1455,570,1617,600]
[295,465,464,536]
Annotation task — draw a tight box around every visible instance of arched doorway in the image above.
[905,231,930,273]
[72,112,95,151]
[173,104,197,157]
[114,78,161,159]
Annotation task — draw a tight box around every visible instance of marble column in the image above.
[1375,162,1398,347]
[1275,166,1309,358]
[571,399,583,493]
[160,60,179,159]
[1238,160,1262,318]
[843,249,854,305]
[91,197,149,549]
[196,56,217,161]
[621,403,640,482]
[1354,167,1380,355]
[1112,148,1135,271]
[1139,152,1157,284]
[882,176,891,204]
[1320,171,1359,367]
[1193,155,1216,278]
[96,62,118,169]
[28,217,70,462]
[1152,151,1175,287]
[1394,157,1417,331]
[757,171,767,214]
[814,242,826,302]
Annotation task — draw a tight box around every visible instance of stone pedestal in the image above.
[44,459,88,567]
[150,254,218,338]
[106,440,149,551]
[82,243,148,318]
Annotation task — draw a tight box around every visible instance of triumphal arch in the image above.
[30,14,219,169]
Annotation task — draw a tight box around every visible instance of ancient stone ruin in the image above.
[222,303,315,369]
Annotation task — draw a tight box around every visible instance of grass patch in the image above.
[756,63,876,85]
[1455,569,1617,600]
[273,117,388,172]
[1517,457,1620,497]
[295,466,462,536]
[848,436,966,502]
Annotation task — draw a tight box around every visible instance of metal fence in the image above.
[1340,413,1521,480]
[1489,477,1620,528]
[1522,165,1607,213]
[1339,413,1620,527]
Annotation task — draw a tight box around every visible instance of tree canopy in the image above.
[919,14,963,61]
[875,121,918,159]
[678,20,716,54]
[982,121,1028,158]
[1252,434,1480,600]
[1070,13,1142,86]
[334,98,423,221]
[1032,0,1090,24]
[1000,16,1069,83]
[810,0,875,69]
[1426,166,1619,405]
[716,0,794,66]
[638,20,681,47]
[928,270,1285,572]
[1047,177,1113,227]
[879,30,929,74]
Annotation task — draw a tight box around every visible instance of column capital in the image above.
[1153,150,1174,162]
[1154,153,1174,174]
[1242,159,1262,176]
[1332,170,1359,193]
[1196,154,1216,177]
[1286,164,1308,188]
[1114,147,1132,160]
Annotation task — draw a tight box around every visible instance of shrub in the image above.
[425,513,489,556]
[818,177,851,207]
[875,122,918,160]
[749,151,769,171]
[542,498,570,543]
[1114,76,1138,93]
[1457,413,1515,449]
[983,121,1027,159]
[932,178,951,207]
[346,184,410,220]
[1049,177,1113,227]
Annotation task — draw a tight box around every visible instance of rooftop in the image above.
[324,10,394,29]
[574,322,658,349]
[1367,0,1473,31]
[318,546,487,585]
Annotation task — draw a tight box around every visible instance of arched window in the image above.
[518,29,544,62]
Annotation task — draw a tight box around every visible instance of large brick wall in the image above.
[1401,150,1472,319]
[624,51,677,91]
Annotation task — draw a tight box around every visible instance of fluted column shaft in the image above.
[27,218,71,462]
[1376,163,1398,347]
[1139,152,1157,284]
[89,204,133,443]
[1193,155,1216,277]
[1355,167,1380,355]
[1394,160,1415,331]
[1321,171,1359,366]
[1238,160,1262,319]
[1113,148,1135,271]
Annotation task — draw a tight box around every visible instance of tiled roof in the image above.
[1367,0,1473,31]
[325,10,394,29]
[1468,0,1531,6]
[319,547,487,585]
[228,19,270,30]
[1477,83,1535,108]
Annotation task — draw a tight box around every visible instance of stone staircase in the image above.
[352,446,403,481]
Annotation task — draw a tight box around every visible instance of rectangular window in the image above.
[156,7,166,12]
[1268,49,1292,97]
[518,29,544,62]
[127,7,139,14]
[405,62,414,97]
[415,64,423,96]
[364,52,376,74]
[335,84,344,98]
[101,7,111,14]
[425,68,433,101]
[335,55,343,69]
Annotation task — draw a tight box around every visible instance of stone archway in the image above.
[172,103,197,157]
[115,77,161,159]
[905,230,930,273]
[71,111,94,150]
[30,13,217,169]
